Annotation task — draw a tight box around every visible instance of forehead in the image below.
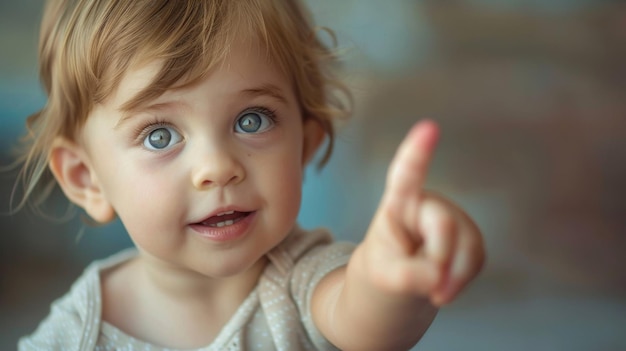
[108,39,293,113]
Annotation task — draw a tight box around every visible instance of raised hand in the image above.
[359,119,485,306]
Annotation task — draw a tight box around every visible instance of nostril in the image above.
[191,160,245,189]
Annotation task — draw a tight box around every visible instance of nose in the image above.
[191,146,245,190]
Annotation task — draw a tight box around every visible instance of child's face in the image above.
[78,41,315,277]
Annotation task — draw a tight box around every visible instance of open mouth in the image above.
[196,211,252,228]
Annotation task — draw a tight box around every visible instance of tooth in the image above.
[217,222,224,227]
[226,210,234,215]
[224,220,234,226]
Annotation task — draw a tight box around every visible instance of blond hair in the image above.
[12,0,351,214]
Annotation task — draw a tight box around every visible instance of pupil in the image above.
[149,128,171,149]
[239,114,261,132]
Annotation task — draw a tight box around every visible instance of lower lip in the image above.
[189,212,256,242]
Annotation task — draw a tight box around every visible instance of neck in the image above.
[102,252,269,348]
[137,254,268,307]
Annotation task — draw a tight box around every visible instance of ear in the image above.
[302,117,326,166]
[48,138,115,223]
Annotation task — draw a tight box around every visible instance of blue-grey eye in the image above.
[235,111,273,134]
[143,127,182,150]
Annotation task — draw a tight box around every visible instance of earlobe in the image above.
[302,118,325,166]
[48,138,115,223]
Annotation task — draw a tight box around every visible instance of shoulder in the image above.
[265,225,354,295]
[257,227,353,350]
[277,225,355,265]
[291,226,355,273]
[18,248,137,351]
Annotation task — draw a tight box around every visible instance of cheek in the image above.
[260,146,304,219]
[276,167,302,212]
[97,158,184,228]
[108,166,186,252]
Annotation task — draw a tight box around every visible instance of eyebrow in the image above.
[115,100,189,129]
[114,83,289,129]
[240,83,289,105]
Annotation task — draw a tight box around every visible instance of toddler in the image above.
[16,0,485,350]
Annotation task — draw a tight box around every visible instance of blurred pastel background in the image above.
[1,0,625,350]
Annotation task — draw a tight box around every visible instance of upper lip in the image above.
[191,206,252,224]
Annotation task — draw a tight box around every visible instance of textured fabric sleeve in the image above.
[18,293,85,350]
[18,266,101,351]
[289,228,355,350]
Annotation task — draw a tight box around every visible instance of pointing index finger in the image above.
[383,119,440,214]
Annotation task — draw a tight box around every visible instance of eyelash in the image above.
[133,118,172,145]
[132,105,280,144]
[243,106,279,125]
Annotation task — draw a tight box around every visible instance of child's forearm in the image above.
[313,121,484,350]
[313,244,438,351]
